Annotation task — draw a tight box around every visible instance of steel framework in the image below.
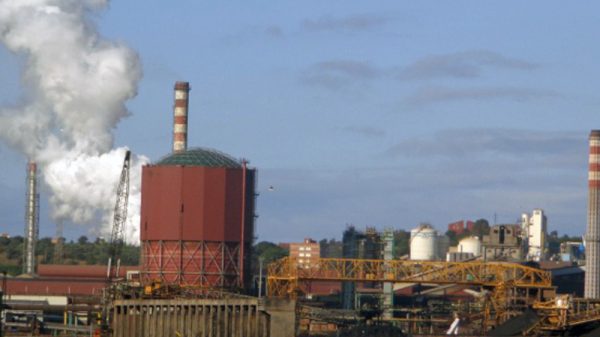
[268,257,554,332]
[23,162,39,275]
[108,150,131,279]
[267,257,552,298]
[141,240,241,288]
[526,296,600,334]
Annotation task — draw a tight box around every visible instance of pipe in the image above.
[240,160,247,289]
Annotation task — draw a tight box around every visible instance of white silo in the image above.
[458,236,482,256]
[410,224,438,260]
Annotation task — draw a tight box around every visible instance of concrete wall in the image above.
[113,298,269,337]
[113,298,296,337]
[263,298,296,337]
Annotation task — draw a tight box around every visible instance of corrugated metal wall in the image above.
[140,165,255,289]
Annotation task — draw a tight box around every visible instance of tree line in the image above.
[0,235,140,275]
[0,224,584,276]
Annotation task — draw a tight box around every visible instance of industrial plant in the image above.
[3,84,600,337]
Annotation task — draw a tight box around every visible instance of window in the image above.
[306,247,312,251]
[299,247,305,251]
[299,253,305,257]
[306,253,311,257]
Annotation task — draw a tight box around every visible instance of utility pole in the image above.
[258,257,264,298]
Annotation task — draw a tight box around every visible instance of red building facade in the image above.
[447,220,476,235]
[140,148,256,290]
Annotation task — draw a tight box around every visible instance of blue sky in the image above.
[0,1,599,242]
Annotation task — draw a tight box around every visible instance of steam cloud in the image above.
[0,0,146,242]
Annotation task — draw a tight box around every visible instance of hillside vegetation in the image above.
[0,235,139,275]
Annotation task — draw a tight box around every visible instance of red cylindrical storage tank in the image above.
[140,148,256,290]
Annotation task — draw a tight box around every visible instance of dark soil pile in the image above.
[337,324,406,337]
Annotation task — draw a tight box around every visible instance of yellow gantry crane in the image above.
[528,296,600,333]
[267,257,552,297]
[267,257,554,330]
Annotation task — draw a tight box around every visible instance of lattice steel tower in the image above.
[23,161,39,275]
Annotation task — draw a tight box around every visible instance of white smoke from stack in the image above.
[0,0,146,243]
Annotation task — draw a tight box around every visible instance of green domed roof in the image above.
[156,147,242,168]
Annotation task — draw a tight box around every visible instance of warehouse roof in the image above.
[156,147,242,168]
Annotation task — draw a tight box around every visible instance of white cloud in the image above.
[398,50,537,81]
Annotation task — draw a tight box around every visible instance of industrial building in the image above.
[3,87,600,336]
[522,209,548,261]
[446,235,481,261]
[288,238,320,269]
[482,224,524,261]
[446,219,475,235]
[140,82,256,290]
[409,223,449,261]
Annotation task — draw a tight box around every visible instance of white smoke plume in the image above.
[0,0,147,243]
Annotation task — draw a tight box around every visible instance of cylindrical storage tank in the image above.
[458,236,482,256]
[410,225,438,260]
[140,148,256,290]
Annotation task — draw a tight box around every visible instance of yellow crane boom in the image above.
[267,257,552,297]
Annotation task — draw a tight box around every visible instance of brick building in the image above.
[289,238,320,268]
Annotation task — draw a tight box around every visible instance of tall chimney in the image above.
[173,81,190,153]
[23,161,39,275]
[585,130,600,298]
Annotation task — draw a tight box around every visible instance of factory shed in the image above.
[4,277,105,296]
[37,264,137,279]
[2,265,139,296]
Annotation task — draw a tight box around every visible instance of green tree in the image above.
[36,237,54,264]
[254,241,288,263]
[393,230,410,258]
[320,238,342,258]
[120,244,140,265]
[250,241,288,277]
[6,236,24,261]
[471,219,490,239]
[445,230,458,246]
[77,236,89,245]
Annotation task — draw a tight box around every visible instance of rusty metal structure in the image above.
[529,296,600,334]
[140,152,256,289]
[268,257,552,297]
[268,257,554,332]
[108,150,131,279]
[140,81,256,290]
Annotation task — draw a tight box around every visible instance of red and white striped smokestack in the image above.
[585,130,600,298]
[173,81,191,153]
